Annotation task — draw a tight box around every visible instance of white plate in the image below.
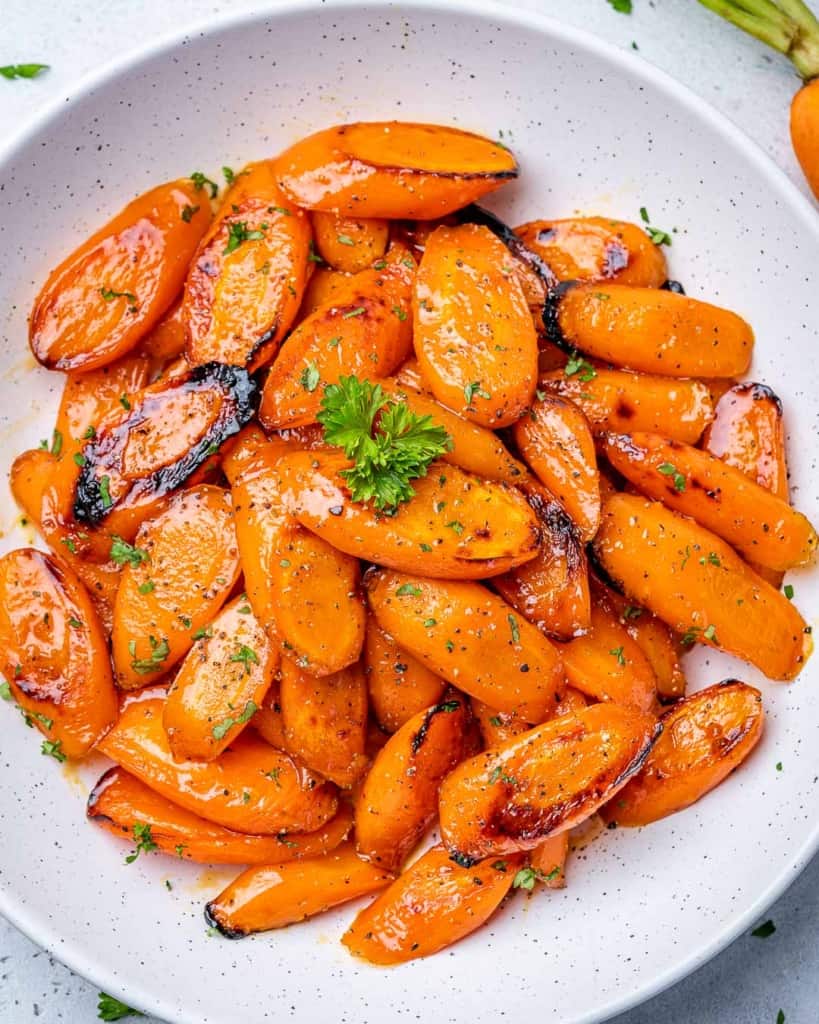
[1,2,818,1021]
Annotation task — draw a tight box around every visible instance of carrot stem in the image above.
[699,0,819,78]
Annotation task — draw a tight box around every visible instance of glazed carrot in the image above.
[545,284,753,378]
[205,842,393,937]
[559,601,657,712]
[298,265,351,317]
[393,355,432,392]
[279,658,368,788]
[493,479,591,641]
[30,179,210,372]
[137,298,187,367]
[538,368,715,444]
[363,618,446,733]
[414,223,538,428]
[183,162,311,370]
[277,450,540,580]
[258,245,414,428]
[87,766,353,864]
[274,122,517,218]
[311,211,390,273]
[97,691,338,834]
[365,569,564,722]
[438,703,659,862]
[603,681,763,826]
[791,76,819,198]
[111,486,241,689]
[163,597,279,761]
[0,549,117,759]
[355,697,468,871]
[252,676,288,751]
[342,845,522,964]
[601,432,817,572]
[592,494,811,681]
[529,834,570,888]
[514,393,600,541]
[515,217,668,287]
[471,697,531,746]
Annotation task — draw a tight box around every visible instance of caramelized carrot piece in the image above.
[298,265,351,318]
[393,355,432,392]
[439,703,659,862]
[163,597,278,761]
[274,122,517,218]
[414,224,538,427]
[0,549,117,759]
[603,681,763,826]
[363,618,446,733]
[252,675,288,750]
[546,284,753,378]
[514,394,600,541]
[277,451,540,580]
[515,217,668,287]
[137,298,187,367]
[259,246,414,428]
[470,697,531,746]
[530,833,569,889]
[791,79,819,201]
[183,162,311,370]
[365,569,564,722]
[592,494,811,681]
[538,368,714,444]
[97,691,338,834]
[355,697,468,871]
[30,179,210,372]
[601,432,817,572]
[112,485,241,689]
[87,766,353,864]
[342,845,522,964]
[279,658,368,788]
[493,479,591,640]
[311,211,389,273]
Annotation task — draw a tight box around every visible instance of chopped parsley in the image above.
[336,233,356,246]
[97,992,143,1021]
[99,475,113,510]
[0,63,49,80]
[564,351,597,382]
[212,700,258,741]
[784,584,795,600]
[138,580,155,595]
[41,739,66,762]
[125,822,158,864]
[229,645,260,676]
[508,614,520,644]
[342,306,366,319]
[396,583,422,597]
[658,462,686,493]
[181,203,200,223]
[606,0,632,12]
[224,221,265,255]
[751,919,776,938]
[639,206,673,246]
[130,635,170,675]
[610,646,626,666]
[512,865,561,890]
[110,536,149,567]
[190,171,218,198]
[299,362,321,392]
[464,381,491,405]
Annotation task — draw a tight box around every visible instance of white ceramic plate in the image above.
[1,2,818,1021]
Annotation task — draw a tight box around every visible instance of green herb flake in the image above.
[564,352,597,382]
[657,462,686,492]
[396,583,422,597]
[446,520,464,536]
[606,0,632,12]
[61,537,77,554]
[181,203,200,223]
[110,536,149,567]
[229,646,260,677]
[392,305,408,321]
[703,624,718,643]
[508,614,520,644]
[73,452,87,467]
[41,739,66,763]
[190,171,218,198]
[130,635,170,675]
[97,992,143,1021]
[776,761,783,772]
[423,618,437,628]
[784,584,795,600]
[622,605,643,621]
[224,220,265,255]
[192,625,213,642]
[464,381,491,405]
[342,306,366,319]
[49,429,63,456]
[752,919,776,938]
[99,475,113,510]
[0,63,50,80]
[610,646,626,666]
[138,580,155,595]
[337,233,356,246]
[67,616,83,629]
[0,680,12,701]
[125,821,158,864]
[299,362,321,392]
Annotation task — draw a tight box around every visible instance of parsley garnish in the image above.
[337,233,356,246]
[130,635,170,675]
[110,536,149,567]
[192,625,214,642]
[224,221,265,255]
[752,919,776,938]
[446,520,464,536]
[606,0,632,12]
[316,375,452,510]
[181,203,199,222]
[229,645,259,676]
[0,681,11,700]
[703,624,718,643]
[392,305,407,321]
[99,475,113,509]
[565,351,597,382]
[658,462,686,492]
[299,362,321,392]
[212,700,257,740]
[138,580,155,595]
[0,63,49,80]
[464,381,491,405]
[190,171,218,198]
[125,822,158,864]
[784,584,795,600]
[100,287,138,311]
[48,429,63,456]
[97,992,143,1021]
[222,165,237,184]
[489,715,502,727]
[342,306,366,319]
[396,583,422,597]
[639,206,673,246]
[610,646,626,666]
[622,605,643,620]
[73,453,86,467]
[266,767,282,787]
[41,739,66,762]
[512,865,561,890]
[508,614,520,644]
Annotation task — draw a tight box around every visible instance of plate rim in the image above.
[0,1,818,1021]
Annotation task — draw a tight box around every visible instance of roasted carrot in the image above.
[298,265,352,318]
[252,675,288,751]
[137,298,186,368]
[363,617,446,733]
[530,833,569,889]
[87,766,353,864]
[471,697,532,746]
[311,211,389,273]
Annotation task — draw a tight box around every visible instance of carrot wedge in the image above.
[274,122,517,219]
[342,845,523,964]
[600,431,817,572]
[87,766,353,864]
[592,494,812,681]
[311,211,389,273]
[205,842,393,937]
[364,618,446,733]
[602,681,763,826]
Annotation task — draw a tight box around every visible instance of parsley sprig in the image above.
[316,375,452,510]
[97,992,143,1021]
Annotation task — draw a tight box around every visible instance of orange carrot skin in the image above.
[97,691,338,834]
[274,122,517,218]
[355,697,468,871]
[87,766,353,864]
[603,681,763,826]
[253,676,288,750]
[530,833,569,889]
[364,618,446,733]
[438,703,660,862]
[137,298,187,367]
[0,549,117,758]
[183,162,311,370]
[205,841,393,937]
[549,284,753,378]
[471,697,532,747]
[342,845,522,964]
[601,431,817,572]
[30,179,211,372]
[298,265,351,318]
[311,211,389,273]
[791,79,819,201]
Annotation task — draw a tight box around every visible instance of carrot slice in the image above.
[601,431,817,572]
[470,697,532,746]
[87,766,353,864]
[530,833,569,889]
[137,298,187,367]
[365,569,564,722]
[111,485,241,689]
[438,702,659,862]
[355,696,468,871]
[97,690,337,834]
[592,494,811,681]
[414,223,537,428]
[183,162,311,370]
[546,284,753,378]
[252,676,288,750]
[277,450,540,580]
[311,212,389,273]
[0,548,117,759]
[30,179,210,372]
[274,122,517,219]
[297,266,352,319]
[602,681,763,826]
[342,845,522,964]
[363,617,446,733]
[205,841,393,937]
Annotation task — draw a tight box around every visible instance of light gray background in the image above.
[0,0,815,1021]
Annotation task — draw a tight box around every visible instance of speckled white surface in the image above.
[0,1,818,1022]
